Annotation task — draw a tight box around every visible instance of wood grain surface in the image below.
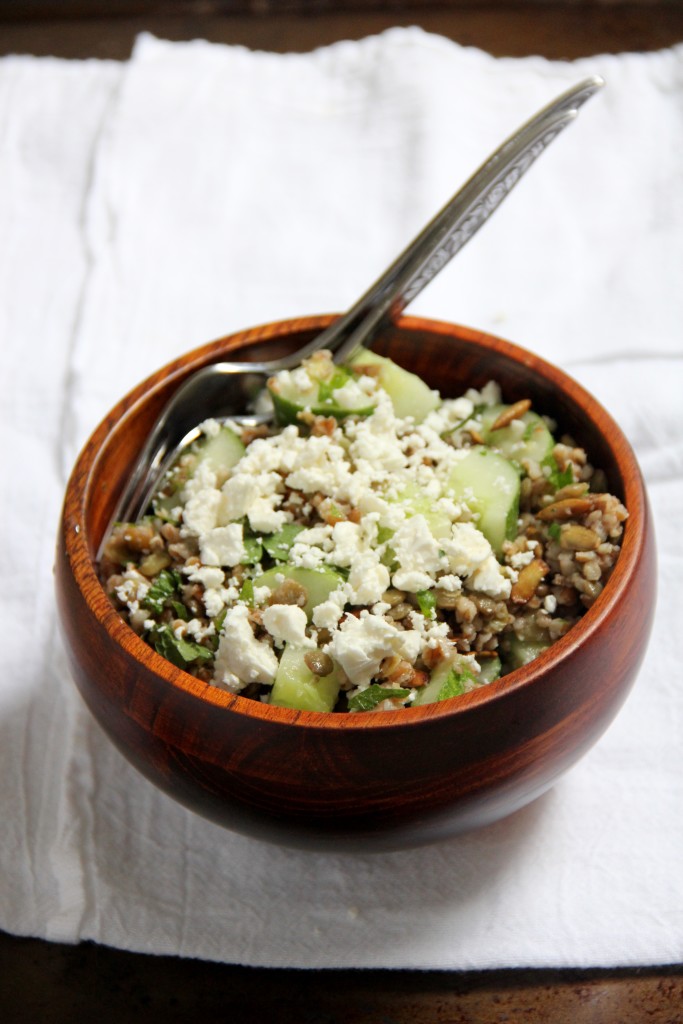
[2,929,683,1024]
[2,1,683,61]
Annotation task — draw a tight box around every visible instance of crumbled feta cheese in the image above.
[198,418,221,438]
[441,522,510,598]
[331,379,374,410]
[114,568,149,613]
[312,599,345,631]
[468,555,511,599]
[441,522,492,576]
[200,523,246,567]
[391,515,442,593]
[214,605,278,686]
[510,549,536,569]
[262,604,309,646]
[347,551,390,605]
[329,521,362,566]
[182,486,222,537]
[186,565,225,589]
[325,612,421,687]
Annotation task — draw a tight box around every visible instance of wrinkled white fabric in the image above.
[1,29,681,968]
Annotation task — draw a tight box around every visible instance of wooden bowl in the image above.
[55,316,656,851]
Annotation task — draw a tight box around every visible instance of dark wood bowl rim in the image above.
[63,314,648,732]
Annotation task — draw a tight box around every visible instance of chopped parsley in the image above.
[548,522,562,541]
[150,624,214,669]
[437,667,476,701]
[416,589,436,619]
[543,454,574,490]
[262,524,305,562]
[142,569,183,615]
[317,368,353,405]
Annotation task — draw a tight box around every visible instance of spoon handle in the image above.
[104,77,604,535]
[295,75,604,366]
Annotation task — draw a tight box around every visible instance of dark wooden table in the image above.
[3,3,683,1021]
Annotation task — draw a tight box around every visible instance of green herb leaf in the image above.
[318,368,351,405]
[142,569,182,615]
[416,589,436,619]
[548,522,562,541]
[437,668,476,701]
[205,608,227,652]
[347,684,412,712]
[262,524,305,562]
[446,402,487,437]
[238,579,255,606]
[150,625,213,668]
[170,599,189,621]
[542,454,573,491]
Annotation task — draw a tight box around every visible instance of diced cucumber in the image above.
[391,481,452,541]
[269,643,342,713]
[476,654,503,684]
[413,653,498,706]
[268,366,376,425]
[445,446,520,556]
[348,347,440,423]
[194,425,245,486]
[152,491,183,522]
[253,565,345,620]
[506,635,551,669]
[480,405,554,465]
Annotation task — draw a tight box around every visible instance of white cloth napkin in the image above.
[1,28,682,969]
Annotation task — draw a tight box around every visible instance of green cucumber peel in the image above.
[347,684,412,712]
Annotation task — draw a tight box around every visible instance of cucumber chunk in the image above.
[390,481,452,541]
[268,366,376,425]
[476,654,503,684]
[445,446,520,556]
[506,635,551,669]
[269,643,342,713]
[194,424,245,485]
[413,653,499,706]
[480,405,554,465]
[348,347,440,423]
[253,565,345,620]
[152,424,245,520]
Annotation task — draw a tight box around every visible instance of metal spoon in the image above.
[111,75,604,529]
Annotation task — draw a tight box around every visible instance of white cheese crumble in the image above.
[199,523,245,567]
[214,605,278,687]
[262,604,310,646]
[325,612,421,688]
